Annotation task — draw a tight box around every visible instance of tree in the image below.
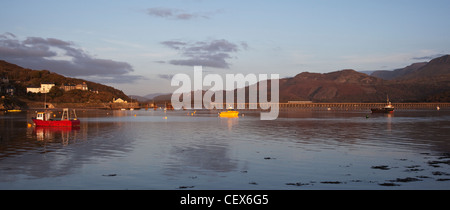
[48,86,64,99]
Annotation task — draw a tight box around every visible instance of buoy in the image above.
[134,114,137,117]
[164,116,167,119]
[27,123,32,127]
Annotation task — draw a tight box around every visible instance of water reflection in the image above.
[0,111,136,183]
[386,113,393,131]
[34,126,80,144]
[221,117,239,131]
[1,110,449,189]
[163,116,242,178]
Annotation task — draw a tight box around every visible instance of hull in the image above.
[371,108,394,113]
[32,118,80,127]
[219,111,239,118]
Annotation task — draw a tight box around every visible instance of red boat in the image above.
[371,96,394,114]
[32,108,80,127]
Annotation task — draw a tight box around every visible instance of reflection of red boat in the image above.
[34,125,80,142]
[34,126,80,132]
[32,108,80,127]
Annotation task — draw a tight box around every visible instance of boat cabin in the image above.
[36,112,51,121]
[35,109,78,121]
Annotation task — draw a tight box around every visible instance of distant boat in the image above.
[371,96,394,113]
[32,108,80,127]
[7,109,21,113]
[220,110,239,118]
[219,105,239,118]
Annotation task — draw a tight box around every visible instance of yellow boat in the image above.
[7,109,22,113]
[219,110,239,118]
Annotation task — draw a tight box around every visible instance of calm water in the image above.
[0,109,449,190]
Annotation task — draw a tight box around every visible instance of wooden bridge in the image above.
[209,102,450,110]
[26,101,449,111]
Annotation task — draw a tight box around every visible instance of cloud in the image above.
[157,74,174,80]
[160,39,247,69]
[146,7,210,20]
[0,33,143,83]
[81,74,145,84]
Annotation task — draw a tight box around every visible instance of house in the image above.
[60,82,88,91]
[60,84,76,92]
[76,82,88,91]
[5,86,15,96]
[27,83,55,93]
[41,83,55,93]
[26,86,41,93]
[1,77,9,84]
[113,98,127,103]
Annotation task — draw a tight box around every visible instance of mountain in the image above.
[397,55,450,81]
[370,62,427,80]
[143,93,171,100]
[278,69,386,102]
[282,55,450,102]
[371,55,450,81]
[0,60,130,104]
[152,55,450,104]
[128,95,150,103]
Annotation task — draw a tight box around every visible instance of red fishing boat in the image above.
[371,96,394,114]
[32,108,80,127]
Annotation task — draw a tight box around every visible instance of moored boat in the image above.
[219,110,239,118]
[371,96,394,113]
[32,108,80,127]
[220,105,239,118]
[7,109,22,113]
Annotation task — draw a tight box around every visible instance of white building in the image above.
[27,83,55,93]
[26,86,41,93]
[113,98,127,103]
[40,83,55,93]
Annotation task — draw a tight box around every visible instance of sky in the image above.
[1,0,450,96]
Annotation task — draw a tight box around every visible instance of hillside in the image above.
[244,55,450,103]
[370,62,427,80]
[278,69,386,102]
[0,60,130,106]
[398,55,450,81]
[283,55,450,102]
[371,55,450,81]
[143,54,450,104]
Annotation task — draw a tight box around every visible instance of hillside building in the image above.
[60,82,88,92]
[26,83,55,93]
[113,98,127,103]
[76,82,88,91]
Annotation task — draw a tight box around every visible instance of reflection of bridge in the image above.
[209,102,450,110]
